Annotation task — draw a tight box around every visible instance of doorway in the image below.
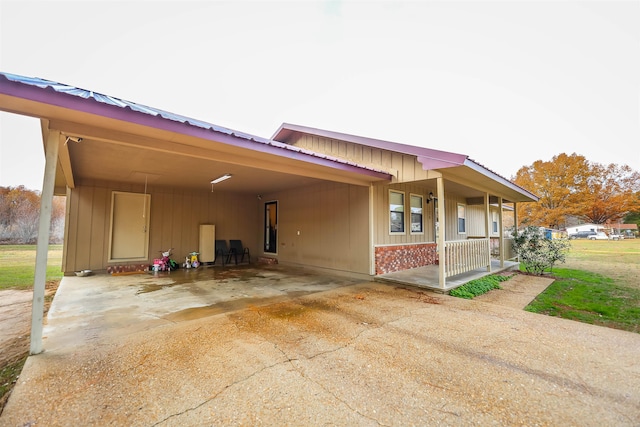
[108,191,151,262]
[264,201,278,254]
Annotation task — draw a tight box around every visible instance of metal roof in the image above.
[273,123,539,202]
[0,72,391,179]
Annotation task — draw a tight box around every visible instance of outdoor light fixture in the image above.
[211,174,232,184]
[64,136,83,145]
[426,191,434,203]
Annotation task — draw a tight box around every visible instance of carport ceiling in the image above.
[66,134,325,194]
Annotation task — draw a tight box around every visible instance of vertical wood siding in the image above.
[372,183,435,245]
[467,205,501,237]
[291,134,432,182]
[62,180,259,273]
[288,133,482,245]
[261,181,370,275]
[443,195,469,241]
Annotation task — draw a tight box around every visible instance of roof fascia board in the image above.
[462,159,539,202]
[0,75,391,182]
[273,123,468,163]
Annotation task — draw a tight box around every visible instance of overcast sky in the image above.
[1,0,638,191]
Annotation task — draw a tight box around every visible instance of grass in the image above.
[0,356,27,411]
[0,245,63,290]
[525,268,640,333]
[0,244,63,413]
[524,238,640,333]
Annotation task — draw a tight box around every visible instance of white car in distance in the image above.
[588,232,614,240]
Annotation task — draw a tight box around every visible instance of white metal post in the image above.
[30,130,59,355]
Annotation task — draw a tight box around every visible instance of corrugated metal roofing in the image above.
[0,72,391,177]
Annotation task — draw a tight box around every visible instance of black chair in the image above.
[229,240,250,265]
[213,240,231,266]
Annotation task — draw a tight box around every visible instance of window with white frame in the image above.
[457,203,466,234]
[389,190,405,233]
[410,194,423,233]
[492,211,498,233]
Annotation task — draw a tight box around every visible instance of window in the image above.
[410,194,423,233]
[457,203,466,234]
[492,211,498,233]
[389,190,405,233]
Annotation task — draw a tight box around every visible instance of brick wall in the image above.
[374,243,438,275]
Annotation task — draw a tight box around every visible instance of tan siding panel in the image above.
[89,187,108,270]
[75,187,93,270]
[63,182,259,273]
[373,183,436,246]
[263,182,369,275]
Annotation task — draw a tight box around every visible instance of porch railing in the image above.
[444,239,491,277]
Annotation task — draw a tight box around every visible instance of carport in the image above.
[0,72,391,354]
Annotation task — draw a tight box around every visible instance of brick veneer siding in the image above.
[374,243,438,275]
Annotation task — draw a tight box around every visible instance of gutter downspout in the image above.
[30,130,59,355]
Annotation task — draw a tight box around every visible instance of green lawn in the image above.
[524,238,640,333]
[0,245,63,290]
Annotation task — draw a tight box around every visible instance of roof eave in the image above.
[0,73,391,183]
[463,158,539,202]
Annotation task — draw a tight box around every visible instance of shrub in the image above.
[449,274,512,299]
[511,226,571,275]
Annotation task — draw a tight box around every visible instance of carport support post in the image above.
[30,130,60,355]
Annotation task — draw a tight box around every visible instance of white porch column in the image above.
[485,193,491,272]
[513,202,519,263]
[513,202,518,236]
[436,177,446,289]
[498,197,504,267]
[369,183,375,276]
[30,130,60,355]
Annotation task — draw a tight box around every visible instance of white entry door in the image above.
[108,191,151,262]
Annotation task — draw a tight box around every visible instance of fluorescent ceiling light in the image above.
[211,174,232,184]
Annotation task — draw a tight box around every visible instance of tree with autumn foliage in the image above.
[0,186,65,244]
[513,153,640,229]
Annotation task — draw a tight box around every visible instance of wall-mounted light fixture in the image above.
[64,136,83,145]
[211,174,232,184]
[426,191,434,204]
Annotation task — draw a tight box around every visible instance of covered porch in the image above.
[376,258,520,292]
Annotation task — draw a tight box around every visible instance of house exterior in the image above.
[0,71,540,281]
[0,71,539,353]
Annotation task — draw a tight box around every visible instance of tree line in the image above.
[0,186,65,244]
[513,153,640,230]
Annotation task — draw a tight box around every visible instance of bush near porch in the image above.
[449,274,513,299]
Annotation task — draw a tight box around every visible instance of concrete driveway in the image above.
[2,266,639,426]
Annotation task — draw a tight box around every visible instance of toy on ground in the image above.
[153,248,178,272]
[189,251,200,268]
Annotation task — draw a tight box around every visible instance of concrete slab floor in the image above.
[41,264,363,352]
[3,274,639,426]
